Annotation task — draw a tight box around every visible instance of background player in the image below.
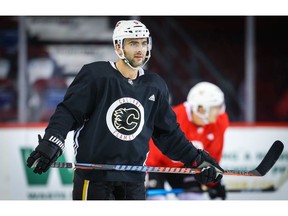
[146,81,229,200]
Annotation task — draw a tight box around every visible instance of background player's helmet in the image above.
[112,20,152,68]
[187,82,225,123]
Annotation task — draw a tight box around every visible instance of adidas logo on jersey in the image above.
[148,94,155,101]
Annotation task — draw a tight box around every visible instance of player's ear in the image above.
[115,44,124,57]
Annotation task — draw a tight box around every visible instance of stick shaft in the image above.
[51,163,202,174]
[50,162,265,176]
[51,140,284,177]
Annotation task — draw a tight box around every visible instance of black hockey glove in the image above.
[26,133,64,174]
[189,149,224,185]
[207,181,226,200]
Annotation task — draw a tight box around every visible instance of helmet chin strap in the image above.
[115,48,139,70]
[123,56,139,70]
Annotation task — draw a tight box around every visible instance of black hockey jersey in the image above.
[45,61,198,182]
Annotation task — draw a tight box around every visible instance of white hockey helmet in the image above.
[112,20,152,68]
[187,82,225,123]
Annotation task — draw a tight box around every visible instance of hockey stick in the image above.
[51,140,284,177]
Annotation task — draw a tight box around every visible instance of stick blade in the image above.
[254,140,284,176]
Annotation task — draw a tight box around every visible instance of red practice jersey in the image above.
[146,101,229,168]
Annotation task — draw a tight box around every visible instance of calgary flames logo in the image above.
[114,108,140,131]
[106,97,144,141]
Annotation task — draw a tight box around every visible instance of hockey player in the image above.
[26,20,223,200]
[146,82,229,200]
